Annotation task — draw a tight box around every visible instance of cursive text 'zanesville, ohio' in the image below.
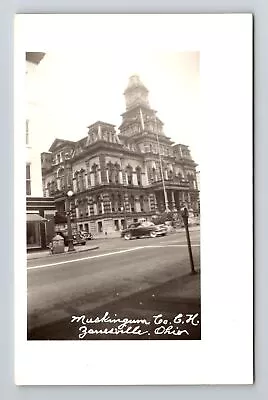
[71,312,200,339]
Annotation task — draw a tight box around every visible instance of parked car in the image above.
[72,234,86,246]
[57,232,86,246]
[79,231,93,240]
[121,222,167,240]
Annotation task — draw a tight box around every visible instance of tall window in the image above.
[26,120,30,145]
[79,169,86,191]
[168,170,173,180]
[92,164,99,185]
[130,195,135,212]
[58,168,65,191]
[140,195,144,212]
[26,164,31,195]
[136,167,142,186]
[114,163,120,184]
[126,165,133,185]
[107,162,114,183]
[96,195,102,214]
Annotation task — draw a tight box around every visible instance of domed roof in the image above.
[124,75,149,94]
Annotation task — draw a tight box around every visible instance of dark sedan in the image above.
[121,222,167,240]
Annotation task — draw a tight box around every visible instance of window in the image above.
[114,220,119,231]
[98,221,103,233]
[130,195,135,212]
[26,164,31,195]
[92,164,99,185]
[27,222,40,248]
[58,168,65,191]
[126,166,133,185]
[26,120,30,145]
[136,167,142,186]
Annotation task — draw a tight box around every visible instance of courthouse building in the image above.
[41,75,199,236]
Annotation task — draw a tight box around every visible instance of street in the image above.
[27,230,201,340]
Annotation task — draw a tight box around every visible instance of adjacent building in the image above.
[41,75,199,236]
[26,52,56,250]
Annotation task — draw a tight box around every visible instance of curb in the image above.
[27,246,99,261]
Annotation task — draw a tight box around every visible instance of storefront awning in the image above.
[26,214,48,222]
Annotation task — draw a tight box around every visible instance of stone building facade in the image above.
[41,75,199,236]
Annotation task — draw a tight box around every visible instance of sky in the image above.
[29,51,200,165]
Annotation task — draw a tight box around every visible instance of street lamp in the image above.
[63,151,75,252]
[65,189,75,252]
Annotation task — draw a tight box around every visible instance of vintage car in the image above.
[72,234,86,246]
[121,221,168,240]
[79,231,93,240]
[57,232,86,246]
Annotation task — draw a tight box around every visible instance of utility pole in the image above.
[154,114,169,213]
[64,152,75,252]
[182,207,196,275]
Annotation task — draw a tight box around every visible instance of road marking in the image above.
[27,247,143,270]
[145,245,200,248]
[27,244,200,271]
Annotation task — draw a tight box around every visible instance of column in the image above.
[119,170,123,184]
[98,170,102,185]
[141,172,147,186]
[90,172,94,187]
[106,169,110,183]
[171,191,177,211]
[88,196,94,216]
[135,196,141,212]
[93,199,98,215]
[132,172,138,186]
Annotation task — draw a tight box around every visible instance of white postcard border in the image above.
[14,14,253,385]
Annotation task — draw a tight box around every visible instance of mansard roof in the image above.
[87,121,116,130]
[48,138,76,152]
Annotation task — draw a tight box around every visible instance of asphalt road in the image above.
[27,231,200,340]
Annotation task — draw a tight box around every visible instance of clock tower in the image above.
[119,75,164,138]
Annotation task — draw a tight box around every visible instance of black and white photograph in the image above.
[14,14,253,385]
[26,50,201,341]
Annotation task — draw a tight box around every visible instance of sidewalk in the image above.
[27,243,99,260]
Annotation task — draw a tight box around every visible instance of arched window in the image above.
[126,165,133,185]
[140,195,144,212]
[136,166,142,186]
[110,194,115,212]
[79,169,86,191]
[92,164,99,185]
[130,195,135,212]
[168,170,173,180]
[152,168,157,182]
[117,194,123,211]
[107,162,114,183]
[75,171,80,192]
[58,168,65,191]
[96,195,102,214]
[114,163,120,184]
